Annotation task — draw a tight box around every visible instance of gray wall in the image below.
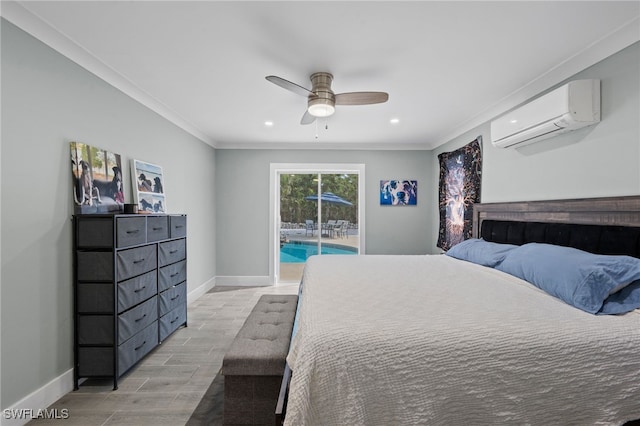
[215,149,433,277]
[1,20,216,409]
[429,42,640,252]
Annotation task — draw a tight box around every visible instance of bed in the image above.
[283,196,640,426]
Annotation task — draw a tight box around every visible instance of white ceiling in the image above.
[3,1,639,150]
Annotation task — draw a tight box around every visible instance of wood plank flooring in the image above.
[26,284,299,426]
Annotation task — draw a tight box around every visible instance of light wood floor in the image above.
[26,284,299,426]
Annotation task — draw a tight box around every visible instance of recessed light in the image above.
[390,118,400,124]
[510,119,518,124]
[264,121,274,127]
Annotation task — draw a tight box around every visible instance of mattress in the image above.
[285,254,640,426]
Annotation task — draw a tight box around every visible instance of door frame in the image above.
[269,163,365,284]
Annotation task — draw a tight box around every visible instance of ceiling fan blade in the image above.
[335,92,389,106]
[300,110,316,125]
[266,75,312,97]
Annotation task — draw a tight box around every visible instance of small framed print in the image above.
[380,179,417,205]
[131,159,166,213]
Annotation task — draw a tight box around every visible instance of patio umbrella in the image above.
[304,192,353,206]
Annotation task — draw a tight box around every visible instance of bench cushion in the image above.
[222,294,297,376]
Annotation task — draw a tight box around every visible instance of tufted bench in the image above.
[222,294,298,426]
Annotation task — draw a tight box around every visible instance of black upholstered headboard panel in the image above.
[472,196,640,259]
[480,220,640,258]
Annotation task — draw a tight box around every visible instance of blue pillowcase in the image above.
[445,238,517,267]
[599,279,640,314]
[496,243,640,314]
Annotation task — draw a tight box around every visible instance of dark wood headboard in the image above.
[471,196,640,257]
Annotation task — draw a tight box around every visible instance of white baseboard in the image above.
[1,275,269,426]
[1,368,74,426]
[214,276,273,287]
[187,276,216,305]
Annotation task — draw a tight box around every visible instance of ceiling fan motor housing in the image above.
[307,72,336,117]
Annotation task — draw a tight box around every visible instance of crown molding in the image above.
[213,141,432,150]
[2,2,637,151]
[431,15,640,149]
[1,1,217,148]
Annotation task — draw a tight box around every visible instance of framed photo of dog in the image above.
[379,179,418,206]
[131,159,167,213]
[70,141,125,214]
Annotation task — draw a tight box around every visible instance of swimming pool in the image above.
[280,241,358,263]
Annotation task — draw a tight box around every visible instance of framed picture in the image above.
[70,141,124,214]
[379,180,417,205]
[131,159,166,213]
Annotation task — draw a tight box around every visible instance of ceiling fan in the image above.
[266,72,389,125]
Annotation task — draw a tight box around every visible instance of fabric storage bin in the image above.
[118,296,158,344]
[117,270,157,313]
[158,260,186,292]
[170,215,187,238]
[159,238,186,267]
[118,321,158,376]
[159,305,187,341]
[116,245,157,281]
[159,282,186,316]
[147,216,169,242]
[116,216,146,247]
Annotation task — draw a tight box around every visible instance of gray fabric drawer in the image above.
[159,305,186,342]
[159,282,186,316]
[116,216,146,248]
[117,271,157,314]
[158,260,186,292]
[78,315,114,345]
[77,218,113,248]
[170,216,187,238]
[159,239,186,267]
[77,283,114,313]
[78,347,114,376]
[118,296,157,345]
[118,321,158,376]
[147,216,169,242]
[116,245,157,281]
[77,251,112,281]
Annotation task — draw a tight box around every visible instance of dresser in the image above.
[73,214,187,389]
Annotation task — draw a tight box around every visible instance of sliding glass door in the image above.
[278,173,319,282]
[271,164,364,284]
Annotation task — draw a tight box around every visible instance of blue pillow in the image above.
[599,279,640,315]
[496,243,640,314]
[446,238,517,267]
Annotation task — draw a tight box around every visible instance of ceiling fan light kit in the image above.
[266,71,389,125]
[308,98,335,117]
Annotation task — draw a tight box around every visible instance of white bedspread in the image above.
[285,254,640,426]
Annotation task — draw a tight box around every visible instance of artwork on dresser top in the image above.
[70,141,125,214]
[131,159,166,213]
[379,179,418,205]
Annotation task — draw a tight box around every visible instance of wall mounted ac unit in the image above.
[490,79,600,148]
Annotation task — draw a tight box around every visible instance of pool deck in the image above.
[279,229,359,282]
[280,227,359,247]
